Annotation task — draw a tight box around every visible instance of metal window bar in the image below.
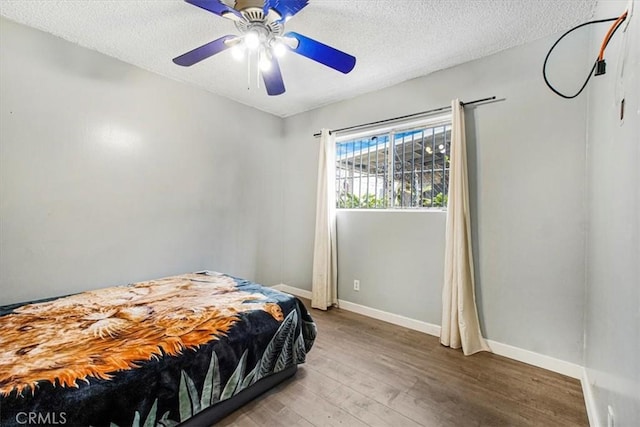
[443,125,449,204]
[373,139,378,208]
[420,130,425,207]
[431,126,435,207]
[381,136,386,208]
[367,138,371,208]
[410,132,415,207]
[388,132,395,208]
[400,133,404,207]
[383,136,389,207]
[349,141,356,208]
[336,123,452,210]
[337,156,342,206]
[357,140,362,206]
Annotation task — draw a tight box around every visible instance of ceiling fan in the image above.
[172,0,356,96]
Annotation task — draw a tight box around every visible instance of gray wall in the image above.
[584,1,639,425]
[0,18,284,305]
[337,211,446,324]
[283,31,590,363]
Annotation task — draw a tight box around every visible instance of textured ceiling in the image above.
[0,0,596,117]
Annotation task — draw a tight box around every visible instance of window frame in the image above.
[335,114,452,211]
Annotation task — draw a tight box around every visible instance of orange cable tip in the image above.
[598,11,628,60]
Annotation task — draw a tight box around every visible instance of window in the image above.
[336,118,451,209]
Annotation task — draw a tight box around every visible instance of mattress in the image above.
[0,271,316,426]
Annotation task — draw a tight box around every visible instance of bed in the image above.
[0,271,316,427]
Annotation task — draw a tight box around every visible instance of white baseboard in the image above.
[272,284,440,336]
[485,339,582,379]
[581,368,600,427]
[271,284,582,380]
[273,284,312,299]
[336,299,442,336]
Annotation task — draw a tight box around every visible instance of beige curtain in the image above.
[440,100,491,355]
[311,129,338,310]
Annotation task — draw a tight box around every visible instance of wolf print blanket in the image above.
[0,272,316,427]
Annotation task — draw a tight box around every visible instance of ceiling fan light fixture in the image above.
[271,40,287,58]
[259,59,272,72]
[231,44,245,60]
[244,31,261,50]
[259,49,272,72]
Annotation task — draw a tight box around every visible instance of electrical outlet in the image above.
[353,279,360,291]
[607,405,615,427]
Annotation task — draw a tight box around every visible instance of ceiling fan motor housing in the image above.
[234,7,283,36]
[233,0,263,10]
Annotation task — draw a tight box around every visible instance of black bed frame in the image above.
[179,365,298,426]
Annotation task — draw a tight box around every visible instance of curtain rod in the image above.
[312,96,497,138]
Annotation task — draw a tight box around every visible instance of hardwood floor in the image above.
[217,299,588,426]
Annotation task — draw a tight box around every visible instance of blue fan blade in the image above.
[285,32,356,74]
[173,35,235,66]
[263,0,309,21]
[185,0,242,19]
[261,57,286,96]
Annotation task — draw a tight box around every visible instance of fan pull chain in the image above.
[247,50,251,90]
[255,50,260,90]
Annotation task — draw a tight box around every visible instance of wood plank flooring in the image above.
[217,299,588,426]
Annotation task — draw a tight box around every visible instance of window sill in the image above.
[336,208,446,213]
